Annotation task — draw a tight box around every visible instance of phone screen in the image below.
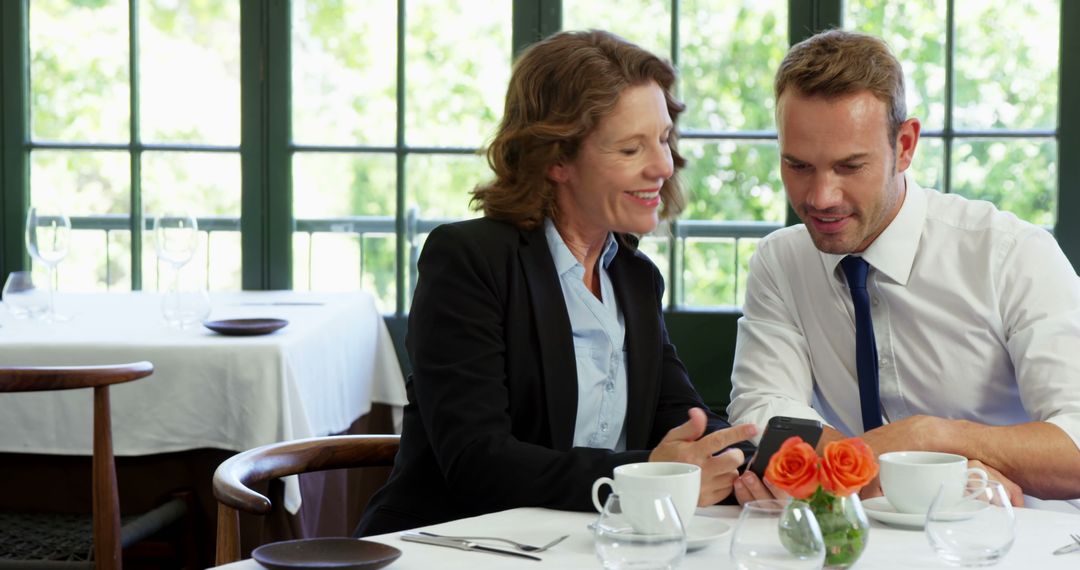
[747,416,823,478]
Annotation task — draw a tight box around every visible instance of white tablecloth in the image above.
[214,504,1080,569]
[0,291,408,510]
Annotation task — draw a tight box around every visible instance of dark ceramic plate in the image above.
[203,318,288,336]
[251,538,402,570]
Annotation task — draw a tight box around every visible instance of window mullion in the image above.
[1056,0,1080,270]
[129,0,143,290]
[395,0,406,315]
[0,0,29,279]
[943,0,955,195]
[240,0,291,290]
[513,0,560,56]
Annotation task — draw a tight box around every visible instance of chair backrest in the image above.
[212,434,400,565]
[0,361,154,570]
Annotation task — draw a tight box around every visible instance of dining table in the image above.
[0,290,408,562]
[214,503,1080,569]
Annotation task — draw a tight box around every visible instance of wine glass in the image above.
[153,212,207,329]
[153,211,199,275]
[730,499,826,570]
[926,480,1015,566]
[594,492,687,570]
[24,207,71,322]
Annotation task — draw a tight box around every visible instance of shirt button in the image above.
[871,296,880,306]
[879,357,889,367]
[606,382,615,392]
[600,422,609,432]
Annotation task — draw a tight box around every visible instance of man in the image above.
[727,29,1080,504]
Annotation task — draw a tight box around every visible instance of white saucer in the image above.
[862,497,927,528]
[685,515,732,551]
[862,497,988,529]
[588,515,731,551]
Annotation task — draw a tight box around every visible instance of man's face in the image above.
[777,90,916,254]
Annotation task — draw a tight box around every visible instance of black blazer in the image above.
[355,218,749,536]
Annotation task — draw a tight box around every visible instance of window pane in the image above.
[909,137,945,192]
[563,1,671,57]
[679,0,787,132]
[293,153,396,218]
[682,238,736,307]
[293,232,396,312]
[680,140,784,222]
[29,0,129,142]
[141,151,242,291]
[638,236,670,307]
[292,0,397,146]
[953,0,1059,130]
[292,152,396,306]
[847,0,948,132]
[950,139,1057,227]
[406,154,489,220]
[140,0,241,145]
[405,1,510,147]
[29,149,130,291]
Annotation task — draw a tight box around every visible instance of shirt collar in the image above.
[820,172,927,286]
[543,218,619,276]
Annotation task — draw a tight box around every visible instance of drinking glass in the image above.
[153,211,199,275]
[594,492,686,570]
[2,271,48,319]
[153,212,207,328]
[926,480,1015,566]
[24,207,71,322]
[730,499,826,570]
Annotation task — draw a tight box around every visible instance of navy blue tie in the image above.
[840,256,883,431]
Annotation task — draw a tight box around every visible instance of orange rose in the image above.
[763,436,820,500]
[819,438,879,496]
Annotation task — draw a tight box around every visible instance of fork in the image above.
[418,531,569,552]
[1052,533,1080,555]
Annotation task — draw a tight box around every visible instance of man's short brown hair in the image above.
[775,29,907,146]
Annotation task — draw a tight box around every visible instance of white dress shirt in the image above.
[728,175,1080,451]
[544,218,629,451]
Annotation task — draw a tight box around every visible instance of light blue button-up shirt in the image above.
[544,218,629,451]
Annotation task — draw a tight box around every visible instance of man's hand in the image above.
[968,459,1024,507]
[733,470,787,504]
[650,408,757,506]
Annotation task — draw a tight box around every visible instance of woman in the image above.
[355,30,758,536]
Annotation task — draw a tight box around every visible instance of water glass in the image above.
[24,206,71,322]
[730,499,825,570]
[926,480,1015,566]
[2,271,48,319]
[161,287,211,329]
[594,492,686,570]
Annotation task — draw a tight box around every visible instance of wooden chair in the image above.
[212,434,400,565]
[0,362,191,569]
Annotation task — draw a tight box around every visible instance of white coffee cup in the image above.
[878,451,989,514]
[591,462,700,532]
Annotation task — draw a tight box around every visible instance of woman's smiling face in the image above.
[550,81,675,239]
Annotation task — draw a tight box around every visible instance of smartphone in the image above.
[747,416,823,478]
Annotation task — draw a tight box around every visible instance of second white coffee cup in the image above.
[879,451,988,514]
[591,462,700,532]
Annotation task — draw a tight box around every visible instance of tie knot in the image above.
[840,256,870,289]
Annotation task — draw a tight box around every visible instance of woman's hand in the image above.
[649,408,757,506]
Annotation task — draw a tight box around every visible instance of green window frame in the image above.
[2,0,1078,317]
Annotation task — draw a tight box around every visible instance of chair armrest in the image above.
[212,434,400,514]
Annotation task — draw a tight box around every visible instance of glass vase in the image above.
[803,489,870,569]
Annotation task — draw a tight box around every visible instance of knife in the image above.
[400,532,542,561]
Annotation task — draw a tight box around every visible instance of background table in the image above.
[0,291,408,564]
[216,504,1080,569]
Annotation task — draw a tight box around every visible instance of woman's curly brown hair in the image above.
[471,29,687,230]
